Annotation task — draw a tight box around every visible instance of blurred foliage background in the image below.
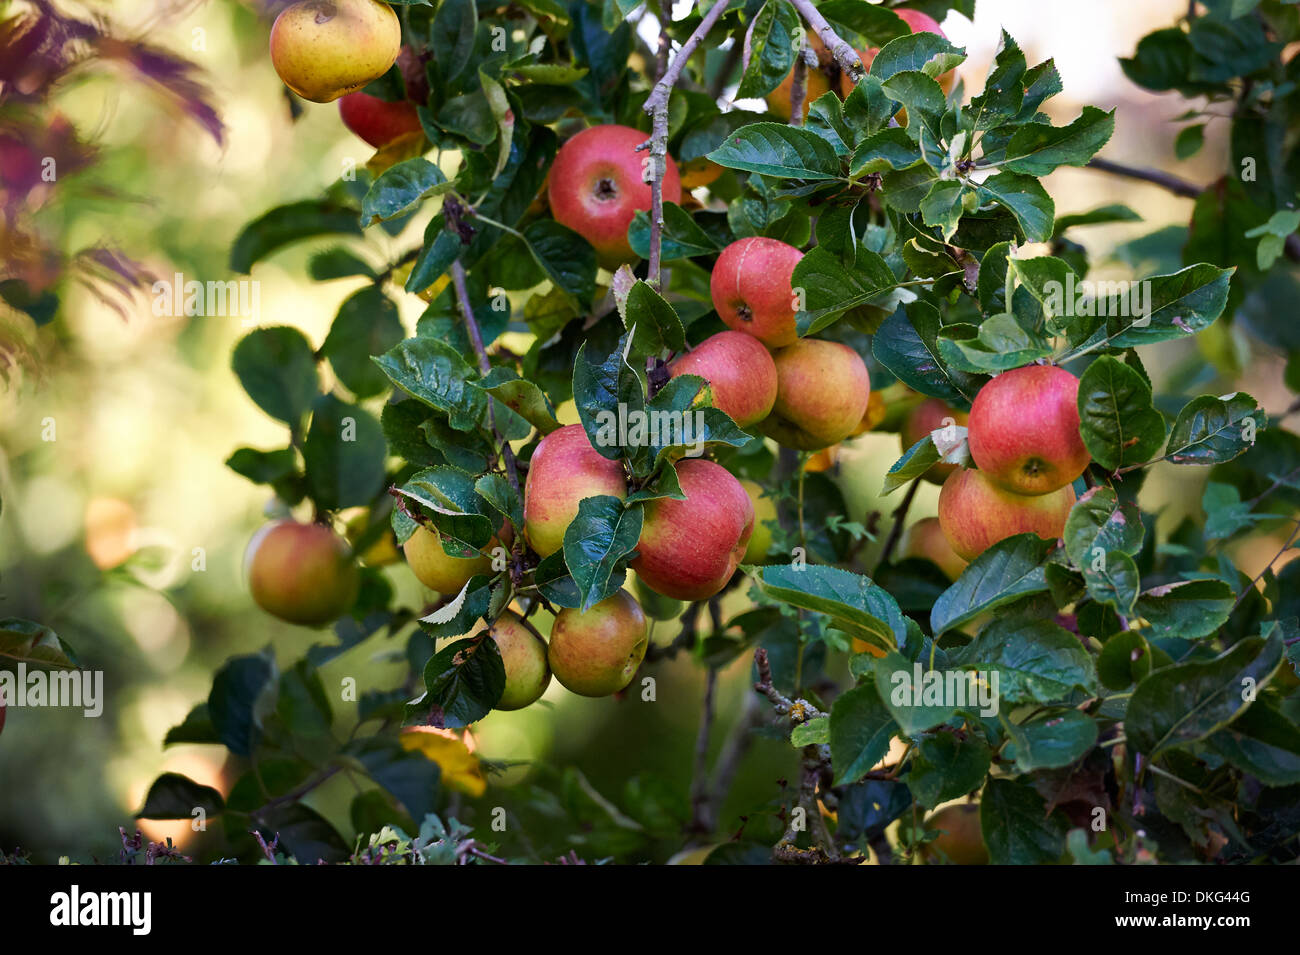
[2,0,1295,863]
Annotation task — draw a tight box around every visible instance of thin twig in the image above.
[875,478,920,571]
[1235,516,1300,607]
[787,0,863,85]
[1085,157,1202,199]
[688,666,719,833]
[642,0,732,287]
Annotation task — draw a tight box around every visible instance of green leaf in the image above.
[373,337,487,431]
[1082,548,1140,616]
[868,30,964,83]
[931,534,1054,635]
[1077,355,1166,471]
[572,334,643,462]
[231,326,321,425]
[882,437,941,495]
[829,682,898,786]
[628,203,720,262]
[980,778,1068,864]
[905,732,991,808]
[1006,709,1098,771]
[736,0,799,98]
[475,472,524,532]
[322,285,405,399]
[618,278,687,356]
[308,247,377,281]
[347,736,441,822]
[793,246,897,335]
[918,180,969,242]
[1164,392,1264,466]
[754,564,907,652]
[163,704,220,746]
[790,715,830,747]
[562,495,643,611]
[1127,631,1283,755]
[873,650,957,734]
[136,773,225,820]
[1174,123,1205,160]
[849,128,922,176]
[871,302,981,404]
[360,158,450,224]
[1063,486,1144,568]
[1102,264,1233,349]
[936,312,1052,373]
[302,395,386,510]
[207,649,278,757]
[954,616,1097,704]
[707,122,844,180]
[406,635,506,729]
[1207,700,1300,787]
[1053,203,1141,234]
[978,172,1055,243]
[478,365,561,435]
[1096,630,1156,690]
[0,618,78,670]
[1000,107,1115,176]
[1133,579,1234,640]
[522,219,598,306]
[230,200,363,273]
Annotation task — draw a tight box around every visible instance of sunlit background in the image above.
[1,0,1288,862]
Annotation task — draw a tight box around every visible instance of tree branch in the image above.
[642,0,732,287]
[688,666,719,834]
[875,477,920,572]
[787,0,863,86]
[1085,157,1202,199]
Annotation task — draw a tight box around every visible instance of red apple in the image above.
[338,90,422,147]
[710,237,804,348]
[761,338,871,451]
[470,611,551,710]
[546,124,682,268]
[547,589,649,697]
[901,397,970,485]
[937,467,1076,561]
[902,516,967,580]
[631,459,754,601]
[967,364,1089,496]
[245,520,360,626]
[523,424,628,558]
[668,330,778,428]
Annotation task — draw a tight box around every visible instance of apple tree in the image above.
[124,0,1300,864]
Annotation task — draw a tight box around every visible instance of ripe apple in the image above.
[403,524,501,595]
[922,804,988,865]
[523,424,628,558]
[765,33,835,121]
[937,467,1076,561]
[470,611,551,710]
[270,0,401,104]
[245,520,360,626]
[739,478,778,564]
[901,397,969,485]
[546,124,682,268]
[761,338,871,451]
[711,237,804,348]
[338,90,422,147]
[668,330,778,428]
[547,589,649,697]
[632,459,754,601]
[967,364,1089,496]
[902,516,967,580]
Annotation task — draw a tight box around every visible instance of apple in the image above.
[902,516,967,580]
[270,0,401,104]
[546,124,682,268]
[761,338,871,451]
[967,364,1089,496]
[901,397,969,485]
[710,237,804,348]
[403,524,501,595]
[937,467,1076,561]
[668,330,778,428]
[470,611,551,710]
[922,804,988,865]
[338,90,422,147]
[245,520,360,625]
[765,33,835,121]
[739,478,778,564]
[631,459,754,601]
[547,589,649,697]
[523,424,628,558]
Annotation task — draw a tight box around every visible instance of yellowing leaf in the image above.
[399,726,486,797]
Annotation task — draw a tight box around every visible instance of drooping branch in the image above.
[1085,157,1202,199]
[642,0,732,287]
